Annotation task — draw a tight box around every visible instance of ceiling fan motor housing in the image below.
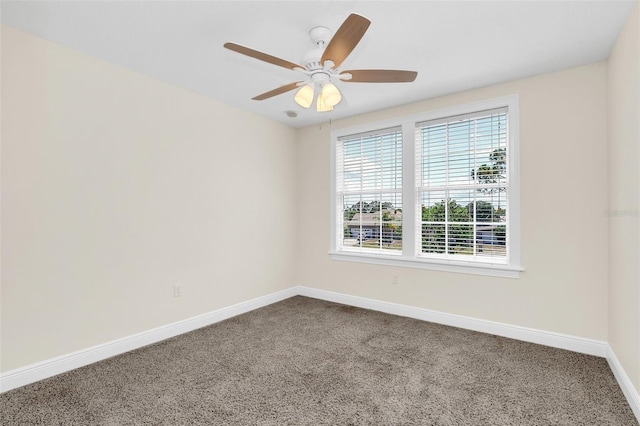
[301,47,325,71]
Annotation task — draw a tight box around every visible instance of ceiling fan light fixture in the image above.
[294,84,314,108]
[321,82,341,107]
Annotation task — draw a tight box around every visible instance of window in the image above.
[337,127,403,253]
[330,95,521,278]
[417,108,508,263]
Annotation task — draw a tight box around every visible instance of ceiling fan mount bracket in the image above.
[308,26,331,47]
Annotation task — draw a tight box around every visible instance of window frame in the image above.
[337,126,404,256]
[329,95,522,278]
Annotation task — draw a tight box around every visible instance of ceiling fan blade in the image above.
[252,82,302,101]
[321,14,371,68]
[224,42,303,70]
[342,69,418,83]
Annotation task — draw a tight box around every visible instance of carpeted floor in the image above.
[0,296,637,425]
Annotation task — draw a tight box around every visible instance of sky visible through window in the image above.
[339,109,508,259]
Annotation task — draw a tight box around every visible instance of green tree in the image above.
[466,200,498,222]
[381,210,402,243]
[343,201,366,221]
[471,148,506,193]
[344,211,354,222]
[421,199,473,254]
[422,199,471,222]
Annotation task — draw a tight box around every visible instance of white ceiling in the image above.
[1,1,635,128]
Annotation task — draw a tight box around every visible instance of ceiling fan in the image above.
[224,13,417,112]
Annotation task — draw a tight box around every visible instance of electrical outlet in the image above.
[392,275,400,286]
[173,284,182,297]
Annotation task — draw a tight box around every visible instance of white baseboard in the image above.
[0,287,297,393]
[296,286,608,357]
[2,284,638,424]
[607,345,640,420]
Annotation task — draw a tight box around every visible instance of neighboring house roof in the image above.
[348,210,402,227]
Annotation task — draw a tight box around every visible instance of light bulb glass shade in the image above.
[321,83,341,107]
[294,85,314,108]
[316,92,333,112]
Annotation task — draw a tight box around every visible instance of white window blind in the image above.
[337,127,403,253]
[416,107,509,263]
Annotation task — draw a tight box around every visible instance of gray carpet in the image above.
[0,296,637,425]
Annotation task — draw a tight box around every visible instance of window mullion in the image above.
[444,124,450,256]
[473,118,478,257]
[401,121,415,259]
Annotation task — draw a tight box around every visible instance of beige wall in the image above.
[296,62,609,340]
[607,4,640,392]
[0,26,297,372]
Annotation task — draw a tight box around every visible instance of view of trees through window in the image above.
[420,195,506,256]
[418,109,508,259]
[338,108,508,261]
[339,128,403,252]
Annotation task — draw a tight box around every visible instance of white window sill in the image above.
[329,251,523,278]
